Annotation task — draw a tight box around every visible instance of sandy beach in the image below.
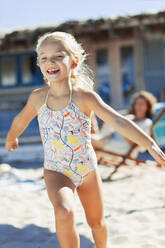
[1,147,165,248]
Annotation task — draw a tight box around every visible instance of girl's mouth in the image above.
[47,68,60,75]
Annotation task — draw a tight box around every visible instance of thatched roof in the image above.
[1,10,165,51]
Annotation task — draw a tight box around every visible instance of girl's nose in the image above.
[50,57,57,64]
[50,58,55,63]
[46,57,57,65]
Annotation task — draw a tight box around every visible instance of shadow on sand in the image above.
[0,224,95,248]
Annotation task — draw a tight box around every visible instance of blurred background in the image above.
[0,0,165,165]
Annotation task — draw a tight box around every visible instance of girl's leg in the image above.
[77,168,108,248]
[44,169,80,248]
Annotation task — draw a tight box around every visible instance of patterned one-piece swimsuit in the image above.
[37,87,97,188]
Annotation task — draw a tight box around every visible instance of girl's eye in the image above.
[41,57,47,61]
[57,55,63,58]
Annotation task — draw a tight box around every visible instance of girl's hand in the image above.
[148,142,165,167]
[5,138,19,152]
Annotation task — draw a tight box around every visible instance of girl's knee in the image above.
[54,204,75,222]
[88,217,107,230]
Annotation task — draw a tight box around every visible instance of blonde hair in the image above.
[129,90,157,118]
[36,31,94,90]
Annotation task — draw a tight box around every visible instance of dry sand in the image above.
[1,160,165,248]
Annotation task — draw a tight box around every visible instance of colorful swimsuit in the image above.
[37,87,97,188]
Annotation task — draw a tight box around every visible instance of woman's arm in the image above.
[85,90,165,166]
[5,91,38,152]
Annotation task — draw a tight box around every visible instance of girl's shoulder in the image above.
[72,87,87,103]
[72,87,94,117]
[32,86,48,96]
[72,87,96,102]
[29,86,49,110]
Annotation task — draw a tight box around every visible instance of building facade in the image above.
[0,11,165,143]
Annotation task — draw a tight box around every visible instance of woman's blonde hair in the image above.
[36,31,94,90]
[129,90,157,118]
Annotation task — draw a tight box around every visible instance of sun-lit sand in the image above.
[1,145,165,248]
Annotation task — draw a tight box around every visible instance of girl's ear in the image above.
[72,56,79,68]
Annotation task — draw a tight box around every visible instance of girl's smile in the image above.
[47,67,60,75]
[46,67,61,78]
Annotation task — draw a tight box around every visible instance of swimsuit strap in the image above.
[69,84,72,103]
[45,88,50,105]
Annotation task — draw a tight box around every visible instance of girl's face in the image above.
[38,40,73,84]
[134,97,148,119]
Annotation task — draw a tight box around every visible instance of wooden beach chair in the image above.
[95,108,165,180]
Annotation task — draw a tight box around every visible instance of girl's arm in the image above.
[85,90,165,166]
[5,91,38,152]
[91,111,100,134]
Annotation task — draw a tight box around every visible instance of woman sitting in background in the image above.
[91,91,157,158]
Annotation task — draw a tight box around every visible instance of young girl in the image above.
[5,31,165,248]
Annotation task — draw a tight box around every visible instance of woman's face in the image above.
[38,40,73,84]
[134,97,149,119]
